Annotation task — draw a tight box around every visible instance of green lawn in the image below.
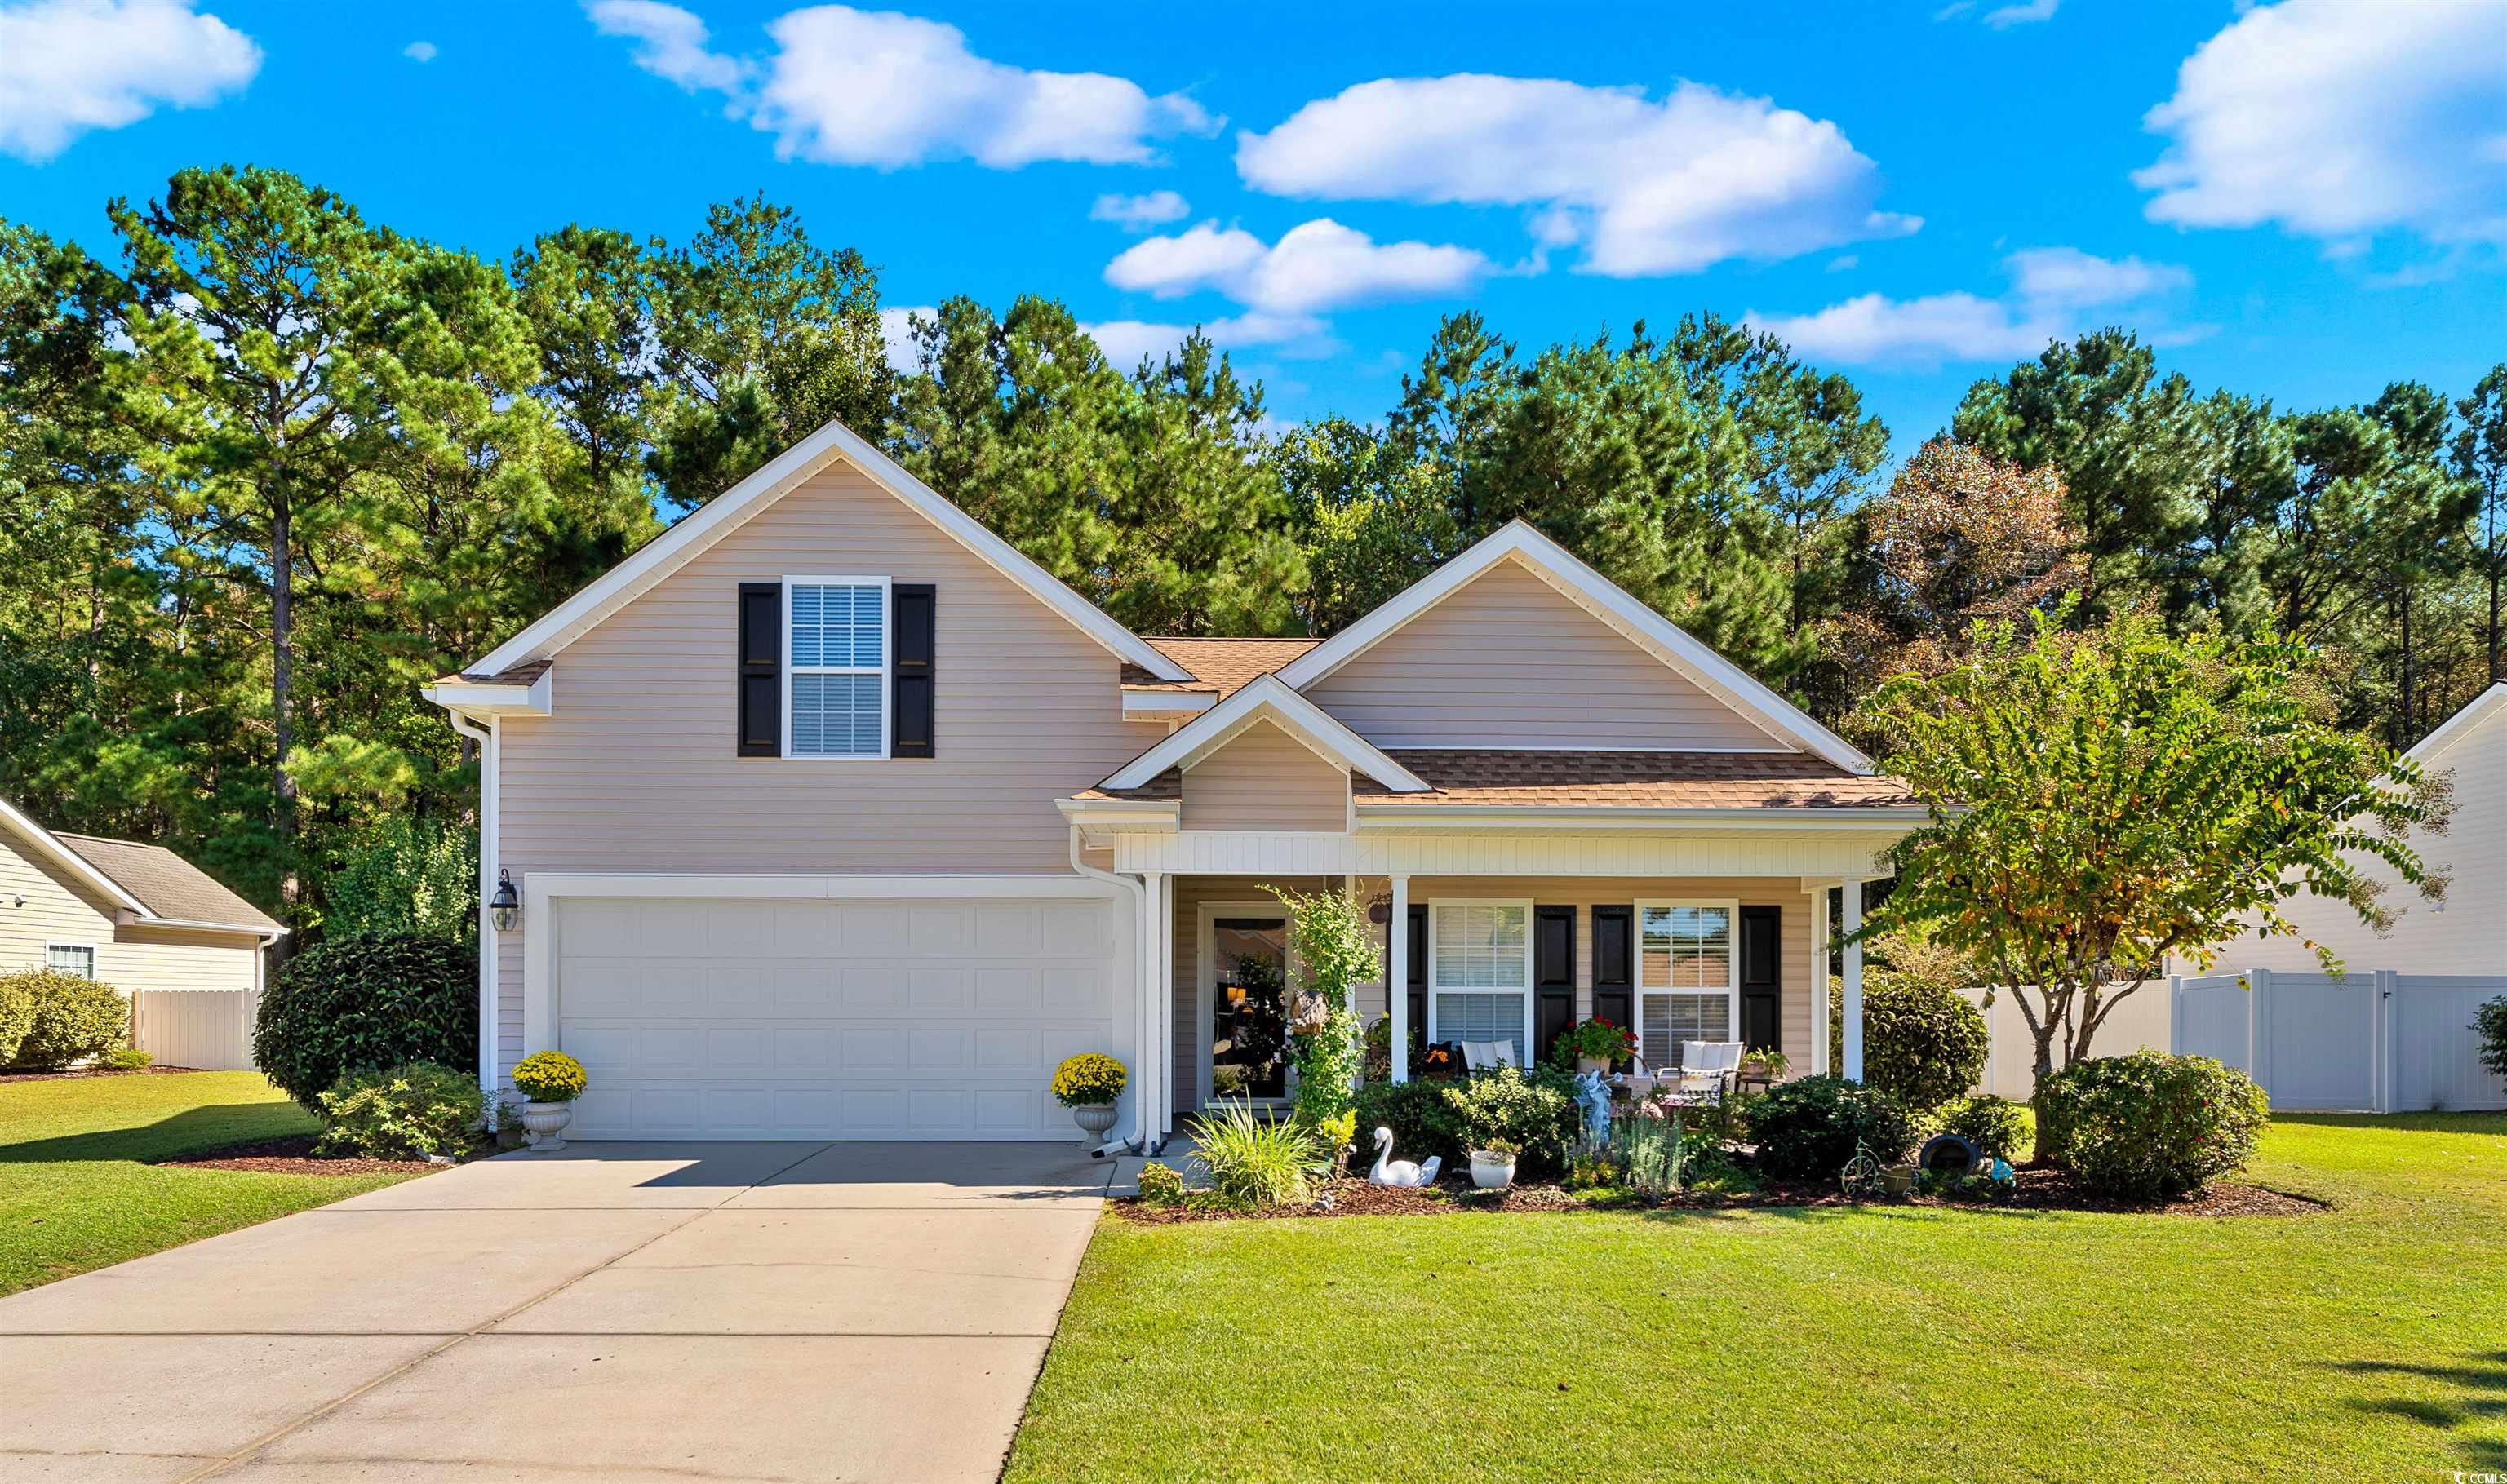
[0,1070,423,1296]
[1012,1114,2507,1482]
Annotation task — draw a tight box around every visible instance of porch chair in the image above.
[1675,1041,1746,1102]
[1460,1039,1520,1072]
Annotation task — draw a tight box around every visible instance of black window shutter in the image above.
[1534,905,1576,1064]
[736,582,780,757]
[1740,904,1782,1052]
[890,583,935,759]
[1591,905,1633,1031]
[1405,905,1428,1060]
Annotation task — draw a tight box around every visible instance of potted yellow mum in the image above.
[512,1051,588,1152]
[1050,1052,1127,1147]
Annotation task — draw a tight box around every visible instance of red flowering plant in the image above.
[1550,1017,1638,1071]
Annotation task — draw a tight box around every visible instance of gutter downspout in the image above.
[1069,824,1151,1155]
[447,711,499,1109]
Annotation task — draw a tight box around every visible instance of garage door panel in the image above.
[557,895,1116,1140]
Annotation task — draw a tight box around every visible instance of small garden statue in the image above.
[1572,1068,1613,1146]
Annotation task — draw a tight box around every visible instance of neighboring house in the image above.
[424,419,1926,1144]
[0,798,286,1070]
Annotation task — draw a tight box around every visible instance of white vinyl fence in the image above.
[1962,983,2175,1102]
[2172,970,2506,1113]
[131,990,260,1072]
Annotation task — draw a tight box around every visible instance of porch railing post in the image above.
[1841,879,1866,1083]
[1388,875,1410,1084]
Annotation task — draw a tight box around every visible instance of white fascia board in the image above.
[465,417,1191,683]
[419,669,552,719]
[1273,521,1874,774]
[1352,804,1933,832]
[1100,675,1432,793]
[2406,681,2505,764]
[0,798,153,918]
[1056,797,1182,826]
[115,910,286,938]
[1121,689,1217,720]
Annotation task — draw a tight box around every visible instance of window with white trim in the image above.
[1637,901,1736,1070]
[1427,901,1533,1066]
[47,944,95,979]
[786,578,888,758]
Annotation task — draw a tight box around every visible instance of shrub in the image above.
[255,934,476,1107]
[1828,972,1989,1110]
[0,974,35,1064]
[512,1050,588,1103]
[1440,1065,1581,1178]
[1,968,129,1070]
[2476,995,2507,1080]
[1936,1094,2029,1162]
[1750,1074,1916,1181]
[1134,1161,1185,1206]
[1351,1078,1466,1172]
[1188,1098,1330,1210]
[314,1061,483,1158]
[1049,1052,1126,1106]
[102,1047,154,1071]
[2036,1051,2268,1201]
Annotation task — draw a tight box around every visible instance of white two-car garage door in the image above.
[552,893,1119,1140]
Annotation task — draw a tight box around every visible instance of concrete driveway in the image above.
[0,1142,1112,1483]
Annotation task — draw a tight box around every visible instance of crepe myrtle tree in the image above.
[1853,609,2449,1103]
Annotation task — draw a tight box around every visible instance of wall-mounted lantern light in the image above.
[489,868,520,932]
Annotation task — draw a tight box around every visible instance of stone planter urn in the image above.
[1468,1150,1517,1190]
[1070,1101,1119,1147]
[519,1100,573,1152]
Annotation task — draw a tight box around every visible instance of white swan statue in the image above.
[1369,1126,1441,1188]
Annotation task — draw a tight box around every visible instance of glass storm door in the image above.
[1210,915,1289,1101]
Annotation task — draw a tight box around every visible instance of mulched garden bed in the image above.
[152,1134,446,1176]
[1114,1167,2328,1223]
[0,1064,203,1083]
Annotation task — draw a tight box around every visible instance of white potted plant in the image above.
[512,1051,587,1152]
[1468,1137,1520,1190]
[1051,1052,1127,1147]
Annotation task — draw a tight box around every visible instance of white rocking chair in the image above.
[1674,1041,1746,1103]
[1460,1039,1520,1072]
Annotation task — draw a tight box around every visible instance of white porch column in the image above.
[1841,878,1866,1083]
[1143,871,1165,1144]
[1809,883,1830,1077]
[1387,875,1410,1083]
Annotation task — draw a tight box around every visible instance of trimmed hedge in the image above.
[316,1061,484,1158]
[1828,972,1990,1111]
[1751,1074,1916,1181]
[1,968,128,1070]
[2037,1051,2269,1200]
[255,934,477,1108]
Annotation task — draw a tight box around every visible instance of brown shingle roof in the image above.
[48,832,284,932]
[1351,751,1919,810]
[1072,769,1183,803]
[1125,637,1321,698]
[432,659,552,687]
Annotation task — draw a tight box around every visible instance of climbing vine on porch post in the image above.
[1266,882,1379,1147]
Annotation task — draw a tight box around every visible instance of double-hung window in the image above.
[784,578,889,759]
[47,944,95,979]
[1636,901,1737,1070]
[1427,900,1533,1066]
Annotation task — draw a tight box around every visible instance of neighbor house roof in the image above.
[0,798,282,936]
[1349,751,1921,810]
[1124,637,1324,698]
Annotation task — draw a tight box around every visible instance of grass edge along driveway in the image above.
[1009,1114,2507,1483]
[0,1070,422,1295]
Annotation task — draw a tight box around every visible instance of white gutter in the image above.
[1068,825,1152,1154]
[1352,805,1937,831]
[115,912,291,937]
[446,711,499,1103]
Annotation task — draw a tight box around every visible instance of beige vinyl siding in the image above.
[1181,721,1349,831]
[1,835,118,975]
[1404,877,1815,1069]
[100,924,260,997]
[1303,559,1791,751]
[489,463,1167,1083]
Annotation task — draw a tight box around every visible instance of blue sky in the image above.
[4,0,2503,454]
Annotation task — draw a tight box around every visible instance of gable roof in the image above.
[464,417,1192,683]
[1271,521,1873,773]
[1125,637,1324,698]
[1098,675,1432,795]
[0,799,282,936]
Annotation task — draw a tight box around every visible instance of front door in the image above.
[1209,913,1290,1102]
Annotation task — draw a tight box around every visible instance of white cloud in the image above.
[1826,254,1858,272]
[1082,311,1329,368]
[1234,75,1919,277]
[1105,218,1494,315]
[1089,189,1190,231]
[877,305,933,375]
[1982,0,2058,28]
[2136,0,2507,248]
[583,2,1215,169]
[0,0,260,162]
[1746,247,2199,367]
[402,40,437,62]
